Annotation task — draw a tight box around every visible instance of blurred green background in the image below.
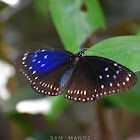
[0,0,140,140]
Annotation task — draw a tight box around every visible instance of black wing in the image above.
[65,56,137,102]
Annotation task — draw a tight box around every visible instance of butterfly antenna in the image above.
[82,48,104,55]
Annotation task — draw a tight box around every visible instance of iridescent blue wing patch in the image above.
[16,49,74,95]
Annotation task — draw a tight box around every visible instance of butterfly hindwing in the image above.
[65,59,98,102]
[31,62,74,96]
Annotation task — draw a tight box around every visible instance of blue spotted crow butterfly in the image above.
[16,49,137,102]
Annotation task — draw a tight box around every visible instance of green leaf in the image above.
[105,72,140,113]
[46,93,70,123]
[86,36,140,72]
[0,2,8,12]
[49,0,106,53]
[136,30,140,36]
[33,0,49,18]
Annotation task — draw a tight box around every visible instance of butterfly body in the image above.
[16,49,137,102]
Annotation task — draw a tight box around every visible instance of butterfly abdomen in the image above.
[59,68,74,88]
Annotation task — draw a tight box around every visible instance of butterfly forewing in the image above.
[16,49,74,95]
[65,56,137,102]
[84,56,137,92]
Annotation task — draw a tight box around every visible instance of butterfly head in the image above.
[76,50,85,58]
[69,50,84,67]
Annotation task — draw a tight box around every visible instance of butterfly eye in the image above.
[16,49,137,102]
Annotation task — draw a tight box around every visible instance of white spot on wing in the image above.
[50,85,53,89]
[123,82,125,85]
[32,59,36,62]
[126,77,129,81]
[33,71,36,74]
[42,49,45,52]
[101,85,104,89]
[116,70,119,74]
[113,75,117,79]
[77,90,79,94]
[99,75,102,79]
[35,76,38,80]
[84,91,86,95]
[105,67,108,71]
[41,64,45,67]
[117,83,120,86]
[34,54,37,58]
[29,67,32,70]
[128,73,131,77]
[82,99,85,102]
[24,53,28,56]
[106,74,109,78]
[91,98,93,101]
[22,56,26,61]
[109,83,112,86]
[44,55,48,59]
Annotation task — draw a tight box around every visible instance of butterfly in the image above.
[15,49,137,102]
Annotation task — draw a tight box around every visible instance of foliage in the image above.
[49,0,106,53]
[33,0,49,18]
[136,30,140,36]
